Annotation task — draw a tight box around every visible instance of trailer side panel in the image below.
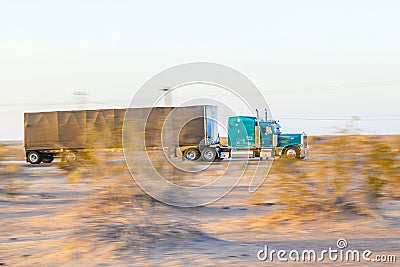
[25,105,217,152]
[24,112,58,150]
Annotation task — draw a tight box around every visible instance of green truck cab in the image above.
[227,115,308,159]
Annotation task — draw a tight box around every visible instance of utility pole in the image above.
[73,91,87,109]
[161,87,172,106]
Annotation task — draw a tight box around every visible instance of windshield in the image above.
[272,123,281,134]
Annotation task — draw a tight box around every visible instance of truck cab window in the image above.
[261,127,267,134]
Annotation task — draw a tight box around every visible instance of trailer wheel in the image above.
[42,155,54,163]
[183,148,200,161]
[27,151,42,164]
[283,147,299,159]
[66,152,76,162]
[201,147,217,162]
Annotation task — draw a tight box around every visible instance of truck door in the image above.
[260,124,273,148]
[228,117,256,148]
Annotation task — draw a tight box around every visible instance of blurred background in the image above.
[1,0,400,140]
[1,1,400,265]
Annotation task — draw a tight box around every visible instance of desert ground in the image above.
[0,136,399,266]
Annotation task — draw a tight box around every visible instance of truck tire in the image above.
[283,147,299,159]
[27,151,42,164]
[201,147,217,162]
[66,152,76,162]
[183,148,200,161]
[42,155,54,163]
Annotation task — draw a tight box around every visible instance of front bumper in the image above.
[300,146,309,158]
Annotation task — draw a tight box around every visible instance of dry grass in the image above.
[252,135,400,224]
[0,135,399,265]
[0,143,26,196]
[56,134,206,254]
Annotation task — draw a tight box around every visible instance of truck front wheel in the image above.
[27,151,42,164]
[283,147,299,159]
[201,147,217,162]
[183,148,200,161]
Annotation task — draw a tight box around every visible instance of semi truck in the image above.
[226,109,308,160]
[24,105,308,164]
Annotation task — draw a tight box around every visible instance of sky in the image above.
[1,0,400,140]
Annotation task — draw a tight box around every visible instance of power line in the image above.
[265,79,400,95]
[279,116,400,121]
[1,79,400,107]
[0,100,128,108]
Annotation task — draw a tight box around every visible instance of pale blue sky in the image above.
[1,0,399,140]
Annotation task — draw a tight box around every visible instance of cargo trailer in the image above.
[24,105,222,164]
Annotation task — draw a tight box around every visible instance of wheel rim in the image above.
[286,148,297,159]
[203,150,214,161]
[29,153,38,162]
[67,153,76,161]
[186,151,196,160]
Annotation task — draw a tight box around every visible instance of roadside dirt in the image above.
[0,138,399,266]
